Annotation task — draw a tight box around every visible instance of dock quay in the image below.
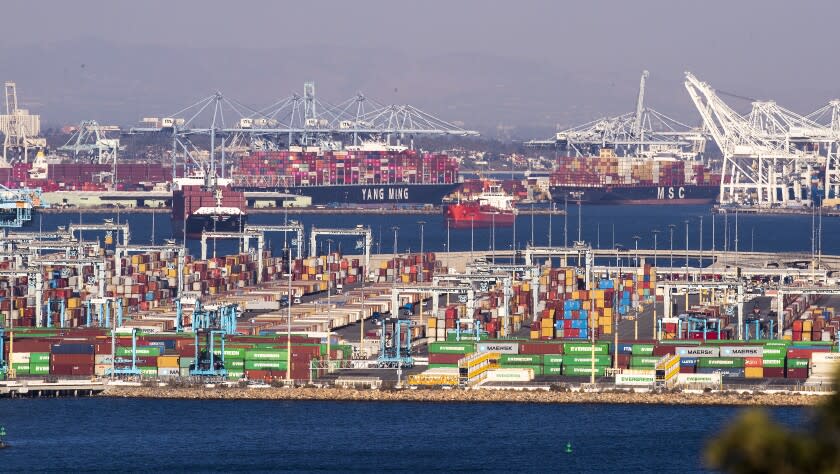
[714,206,840,217]
[1,220,840,396]
[0,379,105,397]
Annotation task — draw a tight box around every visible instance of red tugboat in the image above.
[444,184,517,229]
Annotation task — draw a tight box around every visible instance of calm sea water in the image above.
[33,204,837,259]
[0,398,807,472]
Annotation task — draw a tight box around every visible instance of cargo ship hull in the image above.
[238,183,461,205]
[174,214,247,239]
[550,184,718,204]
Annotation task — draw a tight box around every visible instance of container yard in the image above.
[0,218,839,398]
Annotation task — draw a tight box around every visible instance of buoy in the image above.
[565,442,573,454]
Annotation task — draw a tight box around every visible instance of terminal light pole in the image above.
[417,220,426,283]
[632,235,641,267]
[652,229,660,268]
[668,224,676,273]
[286,246,293,382]
[564,195,568,248]
[326,238,334,370]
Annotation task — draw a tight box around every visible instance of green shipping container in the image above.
[563,365,606,377]
[427,363,458,369]
[428,342,475,355]
[563,355,612,366]
[762,358,785,368]
[630,356,661,367]
[761,346,785,357]
[698,357,745,368]
[226,370,245,379]
[29,363,50,375]
[116,346,161,357]
[500,354,542,365]
[30,353,51,363]
[138,366,158,377]
[562,343,609,355]
[787,358,809,369]
[543,355,565,366]
[179,357,195,368]
[212,347,246,359]
[226,360,245,369]
[543,365,563,376]
[445,331,489,342]
[631,344,655,356]
[11,362,30,374]
[762,340,791,347]
[244,350,288,361]
[244,360,287,370]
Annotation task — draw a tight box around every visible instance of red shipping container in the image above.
[786,368,809,379]
[428,353,463,364]
[763,367,785,378]
[744,357,763,368]
[787,348,829,359]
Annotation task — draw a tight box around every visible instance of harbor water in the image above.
[36,204,840,259]
[0,398,807,472]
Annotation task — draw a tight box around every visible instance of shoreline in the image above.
[100,386,824,407]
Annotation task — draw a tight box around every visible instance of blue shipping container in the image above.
[51,343,95,354]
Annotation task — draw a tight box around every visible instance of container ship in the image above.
[549,150,720,205]
[444,184,517,228]
[0,153,173,192]
[230,143,460,205]
[172,177,247,239]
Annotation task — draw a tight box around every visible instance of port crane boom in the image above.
[684,72,837,206]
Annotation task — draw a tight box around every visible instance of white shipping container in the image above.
[10,352,31,363]
[484,368,534,382]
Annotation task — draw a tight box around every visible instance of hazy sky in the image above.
[2,0,839,137]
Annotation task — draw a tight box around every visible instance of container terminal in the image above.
[2,76,840,397]
[0,215,839,397]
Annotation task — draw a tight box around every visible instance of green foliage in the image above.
[706,367,840,473]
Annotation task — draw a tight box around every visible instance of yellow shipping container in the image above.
[427,318,437,329]
[603,307,613,317]
[530,330,540,340]
[67,298,80,309]
[157,355,180,368]
[541,318,554,329]
[541,327,553,338]
[745,367,763,379]
[599,324,612,334]
[521,283,530,292]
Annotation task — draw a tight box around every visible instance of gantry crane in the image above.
[684,72,836,206]
[189,301,238,377]
[310,225,372,271]
[127,83,479,181]
[0,184,48,228]
[527,71,707,161]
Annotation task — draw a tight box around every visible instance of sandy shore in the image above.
[101,385,824,406]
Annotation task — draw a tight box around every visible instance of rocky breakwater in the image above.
[102,385,824,406]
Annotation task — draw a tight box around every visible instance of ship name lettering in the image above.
[388,187,409,200]
[657,187,686,199]
[362,188,385,200]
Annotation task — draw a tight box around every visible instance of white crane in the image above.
[684,72,835,206]
[527,71,706,161]
[806,100,840,201]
